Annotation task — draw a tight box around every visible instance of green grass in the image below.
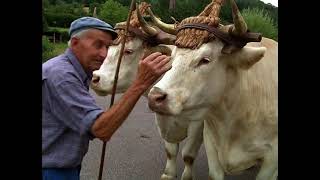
[42,41,68,62]
[241,7,278,41]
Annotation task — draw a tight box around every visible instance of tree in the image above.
[99,0,128,26]
[43,15,49,32]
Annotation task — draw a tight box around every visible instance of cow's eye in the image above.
[124,49,133,55]
[197,57,211,67]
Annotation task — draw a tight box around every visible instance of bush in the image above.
[42,36,54,53]
[43,15,49,32]
[241,7,278,41]
[46,27,70,42]
[45,12,81,28]
[99,0,128,26]
[42,36,67,62]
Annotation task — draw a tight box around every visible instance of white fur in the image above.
[90,37,203,180]
[149,37,278,180]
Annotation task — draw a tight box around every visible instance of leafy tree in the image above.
[43,0,50,8]
[44,3,86,27]
[42,0,277,36]
[43,15,49,32]
[99,0,128,26]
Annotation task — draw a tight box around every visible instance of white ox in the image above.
[90,3,203,180]
[148,0,278,180]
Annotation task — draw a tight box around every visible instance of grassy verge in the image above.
[43,41,68,62]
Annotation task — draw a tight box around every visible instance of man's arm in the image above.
[91,52,171,141]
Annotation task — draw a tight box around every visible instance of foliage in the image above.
[43,3,87,28]
[42,36,55,61]
[45,12,81,28]
[42,36,54,52]
[43,0,50,8]
[42,36,68,62]
[220,0,277,26]
[45,27,70,42]
[42,0,278,38]
[43,15,49,32]
[241,7,278,41]
[99,0,129,26]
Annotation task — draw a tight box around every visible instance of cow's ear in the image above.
[227,46,266,70]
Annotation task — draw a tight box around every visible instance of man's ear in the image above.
[226,46,266,70]
[70,37,79,47]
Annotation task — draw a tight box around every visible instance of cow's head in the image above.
[90,2,175,96]
[148,0,266,141]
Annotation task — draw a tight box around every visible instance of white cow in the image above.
[148,0,278,180]
[90,3,203,180]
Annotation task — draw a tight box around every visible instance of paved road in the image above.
[80,90,259,180]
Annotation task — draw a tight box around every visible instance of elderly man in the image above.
[42,17,171,180]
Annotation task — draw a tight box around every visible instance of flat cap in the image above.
[69,17,118,40]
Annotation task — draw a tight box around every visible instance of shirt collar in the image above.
[65,48,93,86]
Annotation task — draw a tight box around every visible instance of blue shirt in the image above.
[42,48,104,168]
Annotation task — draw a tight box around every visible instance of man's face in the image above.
[71,29,113,73]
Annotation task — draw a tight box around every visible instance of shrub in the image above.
[42,36,67,62]
[43,15,49,32]
[42,36,54,53]
[45,12,80,28]
[99,0,128,26]
[46,27,70,42]
[241,7,278,41]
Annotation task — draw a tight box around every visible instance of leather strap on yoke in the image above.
[177,23,262,48]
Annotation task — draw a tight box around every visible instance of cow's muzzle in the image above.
[148,87,171,115]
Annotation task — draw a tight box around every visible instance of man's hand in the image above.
[91,52,171,141]
[133,52,171,91]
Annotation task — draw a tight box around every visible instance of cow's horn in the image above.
[229,0,247,36]
[146,7,177,35]
[148,45,173,56]
[136,3,158,36]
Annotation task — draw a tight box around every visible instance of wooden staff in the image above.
[97,0,136,179]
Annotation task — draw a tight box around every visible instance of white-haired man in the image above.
[42,17,171,180]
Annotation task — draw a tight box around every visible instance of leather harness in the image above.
[177,23,262,48]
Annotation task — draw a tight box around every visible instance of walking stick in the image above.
[97,0,136,179]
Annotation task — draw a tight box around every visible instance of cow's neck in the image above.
[204,63,276,173]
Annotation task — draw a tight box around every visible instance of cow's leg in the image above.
[256,142,278,180]
[203,120,224,180]
[161,141,179,180]
[181,121,204,180]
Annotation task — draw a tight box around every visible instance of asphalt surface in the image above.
[80,90,259,180]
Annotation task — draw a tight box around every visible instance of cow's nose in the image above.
[148,87,167,110]
[91,74,100,85]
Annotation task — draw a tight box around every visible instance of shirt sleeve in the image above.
[49,73,104,137]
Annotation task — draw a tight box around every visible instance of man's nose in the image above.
[100,47,108,58]
[148,87,168,111]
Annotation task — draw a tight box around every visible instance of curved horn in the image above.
[136,3,158,36]
[146,7,177,35]
[148,45,173,56]
[229,0,247,36]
